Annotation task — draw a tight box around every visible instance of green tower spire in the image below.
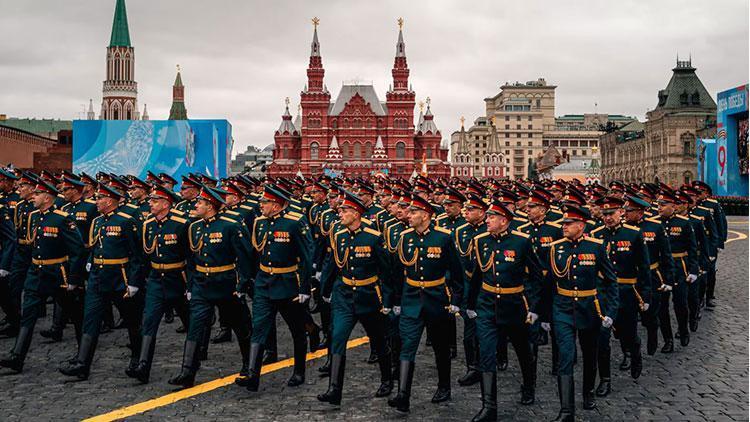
[109,0,131,47]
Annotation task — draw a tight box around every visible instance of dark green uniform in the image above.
[0,206,84,372]
[698,198,726,305]
[686,211,711,332]
[659,214,697,346]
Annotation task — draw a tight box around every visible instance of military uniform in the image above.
[689,203,719,321]
[685,210,711,332]
[0,202,85,372]
[697,195,726,305]
[0,182,19,336]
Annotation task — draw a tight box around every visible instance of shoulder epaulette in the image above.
[401,228,415,236]
[550,238,569,246]
[434,226,451,235]
[435,213,448,220]
[361,217,373,225]
[84,198,96,204]
[170,209,185,216]
[517,221,532,230]
[645,216,662,224]
[706,198,718,203]
[284,213,301,221]
[584,236,603,244]
[456,222,470,232]
[690,214,704,221]
[245,198,258,204]
[240,205,254,211]
[170,215,187,224]
[363,227,381,237]
[546,221,562,228]
[125,203,138,209]
[590,225,605,235]
[144,217,156,225]
[116,211,132,219]
[623,224,640,231]
[224,210,240,216]
[675,214,689,221]
[696,206,711,212]
[512,230,530,238]
[334,228,347,238]
[220,216,238,223]
[513,216,526,222]
[287,211,303,218]
[53,209,69,217]
[552,218,564,225]
[474,232,490,241]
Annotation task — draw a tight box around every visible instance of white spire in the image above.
[142,103,149,120]
[87,99,95,120]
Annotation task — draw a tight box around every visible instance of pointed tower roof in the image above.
[276,100,297,135]
[415,101,424,134]
[174,70,183,87]
[293,104,302,131]
[419,100,439,135]
[486,117,502,154]
[311,17,321,57]
[169,66,187,120]
[109,0,131,47]
[326,135,342,161]
[142,103,149,120]
[655,58,716,110]
[396,25,406,57]
[456,117,469,154]
[372,136,388,159]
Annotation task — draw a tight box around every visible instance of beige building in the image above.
[600,59,716,186]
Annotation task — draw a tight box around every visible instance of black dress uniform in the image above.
[388,195,463,413]
[0,170,19,337]
[545,205,618,421]
[245,186,312,392]
[658,193,698,351]
[435,197,466,360]
[0,181,85,373]
[467,201,543,421]
[694,182,727,307]
[687,195,719,327]
[169,187,254,388]
[685,205,711,333]
[59,184,145,380]
[317,192,393,406]
[126,186,191,384]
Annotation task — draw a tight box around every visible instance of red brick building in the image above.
[268,20,450,179]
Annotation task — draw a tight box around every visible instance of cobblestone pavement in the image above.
[1,218,747,421]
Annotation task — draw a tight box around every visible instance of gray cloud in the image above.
[1,0,747,155]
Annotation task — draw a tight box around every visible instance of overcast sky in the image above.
[1,0,747,156]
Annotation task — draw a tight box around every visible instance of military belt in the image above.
[481,283,524,294]
[93,257,129,265]
[196,263,236,274]
[32,256,69,266]
[556,285,597,298]
[649,262,659,270]
[616,277,637,285]
[18,239,32,246]
[406,277,445,288]
[151,261,186,271]
[672,252,688,258]
[259,264,298,275]
[342,275,378,287]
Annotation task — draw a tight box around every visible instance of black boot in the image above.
[552,375,575,422]
[595,378,611,397]
[458,338,481,386]
[0,326,33,373]
[168,340,199,388]
[287,333,307,387]
[233,331,251,387]
[705,298,716,309]
[317,354,345,405]
[661,339,674,353]
[689,318,698,333]
[164,308,174,324]
[263,349,278,365]
[59,334,97,380]
[619,351,631,371]
[211,326,232,344]
[375,348,393,397]
[646,327,658,356]
[630,347,643,380]
[471,372,497,422]
[318,353,331,377]
[679,331,690,347]
[308,323,322,353]
[245,343,264,392]
[496,343,508,371]
[367,349,379,364]
[583,388,596,410]
[431,347,451,403]
[127,335,155,384]
[387,361,414,412]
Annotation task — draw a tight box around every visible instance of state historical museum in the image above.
[267,19,450,179]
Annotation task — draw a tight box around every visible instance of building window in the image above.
[528,116,532,121]
[365,142,372,158]
[516,133,521,138]
[310,142,319,160]
[505,125,510,129]
[353,143,361,159]
[283,146,289,159]
[505,115,510,121]
[582,150,587,156]
[543,140,549,146]
[427,146,433,159]
[528,133,533,138]
[516,116,521,121]
[682,133,694,156]
[683,171,693,184]
[396,142,405,159]
[516,124,521,129]
[475,157,480,163]
[505,133,509,138]
[528,150,532,154]
[528,124,532,130]
[536,99,541,108]
[516,142,521,146]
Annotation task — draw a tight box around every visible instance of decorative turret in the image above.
[100,0,138,120]
[142,103,149,120]
[168,65,188,120]
[276,98,298,135]
[87,99,95,120]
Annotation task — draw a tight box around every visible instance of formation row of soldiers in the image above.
[0,167,726,422]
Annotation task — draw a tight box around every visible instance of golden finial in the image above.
[397,17,404,30]
[176,64,181,73]
[426,96,431,106]
[312,17,320,28]
[418,101,424,112]
[285,97,290,107]
[460,116,465,127]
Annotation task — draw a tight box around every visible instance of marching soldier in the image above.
[387,195,463,413]
[175,176,201,216]
[545,205,618,421]
[127,177,153,220]
[589,196,651,398]
[308,181,333,374]
[0,180,85,372]
[244,186,312,392]
[0,169,19,338]
[657,191,698,352]
[59,184,145,380]
[125,185,191,384]
[168,187,253,388]
[453,192,487,387]
[466,200,543,422]
[692,181,727,309]
[623,195,675,355]
[317,191,393,406]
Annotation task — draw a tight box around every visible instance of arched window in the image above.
[396,142,405,159]
[683,171,693,185]
[353,143,361,159]
[114,54,120,80]
[365,142,372,158]
[283,146,289,159]
[682,133,694,156]
[125,54,130,80]
[310,142,319,160]
[426,146,433,159]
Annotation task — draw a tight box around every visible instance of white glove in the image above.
[686,274,698,284]
[601,316,613,328]
[322,296,331,303]
[448,305,460,314]
[312,263,317,270]
[125,285,139,298]
[660,284,673,292]
[640,303,650,312]
[298,294,310,303]
[381,307,391,315]
[393,306,401,316]
[86,263,92,272]
[66,284,76,291]
[709,256,716,262]
[541,322,551,332]
[234,291,246,299]
[186,292,192,301]
[466,309,477,319]
[0,269,9,278]
[314,271,322,281]
[527,312,539,324]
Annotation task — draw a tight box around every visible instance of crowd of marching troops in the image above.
[0,165,727,422]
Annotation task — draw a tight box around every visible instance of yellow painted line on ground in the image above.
[726,230,748,244]
[728,221,749,226]
[84,336,370,422]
